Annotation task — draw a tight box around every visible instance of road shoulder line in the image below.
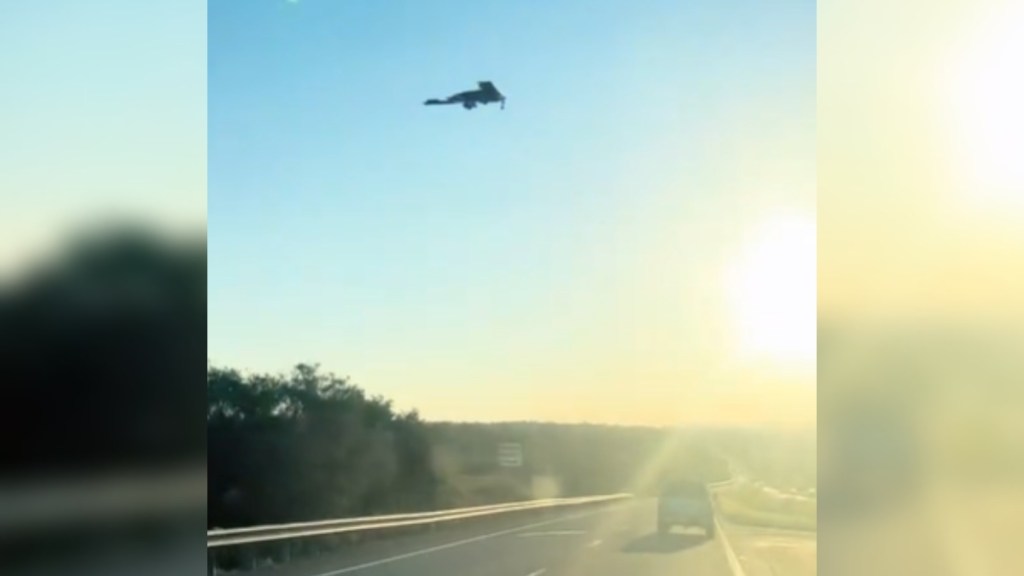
[714,514,748,576]
[314,503,629,576]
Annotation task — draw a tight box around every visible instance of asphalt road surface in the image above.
[239,499,742,576]
[724,524,815,576]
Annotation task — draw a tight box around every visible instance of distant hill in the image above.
[426,420,732,502]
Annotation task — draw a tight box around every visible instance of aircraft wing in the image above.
[477,81,501,98]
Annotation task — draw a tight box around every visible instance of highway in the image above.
[239,498,742,576]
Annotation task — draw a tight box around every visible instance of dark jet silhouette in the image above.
[424,81,506,110]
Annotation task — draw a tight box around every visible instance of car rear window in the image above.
[661,481,705,498]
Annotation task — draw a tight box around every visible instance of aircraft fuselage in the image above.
[425,81,505,110]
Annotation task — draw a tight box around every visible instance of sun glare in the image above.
[945,1,1024,211]
[725,212,816,368]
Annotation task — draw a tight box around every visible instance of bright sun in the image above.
[945,1,1024,211]
[725,211,816,368]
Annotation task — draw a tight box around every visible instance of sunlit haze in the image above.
[725,211,815,367]
[819,0,1024,573]
[944,1,1024,213]
[820,0,1024,324]
[209,0,816,427]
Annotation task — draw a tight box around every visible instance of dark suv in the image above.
[656,480,715,538]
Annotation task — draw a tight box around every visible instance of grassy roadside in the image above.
[713,482,817,532]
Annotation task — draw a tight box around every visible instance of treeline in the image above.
[429,421,731,499]
[2,227,206,477]
[1,227,206,573]
[208,364,437,529]
[209,363,733,529]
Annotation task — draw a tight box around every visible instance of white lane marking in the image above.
[518,530,586,537]
[312,503,631,575]
[714,515,748,576]
[587,539,602,548]
[526,570,547,576]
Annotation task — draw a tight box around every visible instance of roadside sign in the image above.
[497,442,523,467]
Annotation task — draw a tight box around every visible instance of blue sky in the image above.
[208,0,816,424]
[1,0,206,272]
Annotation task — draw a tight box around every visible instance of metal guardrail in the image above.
[1,469,206,533]
[207,493,633,549]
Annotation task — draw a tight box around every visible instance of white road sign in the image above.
[497,442,523,467]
